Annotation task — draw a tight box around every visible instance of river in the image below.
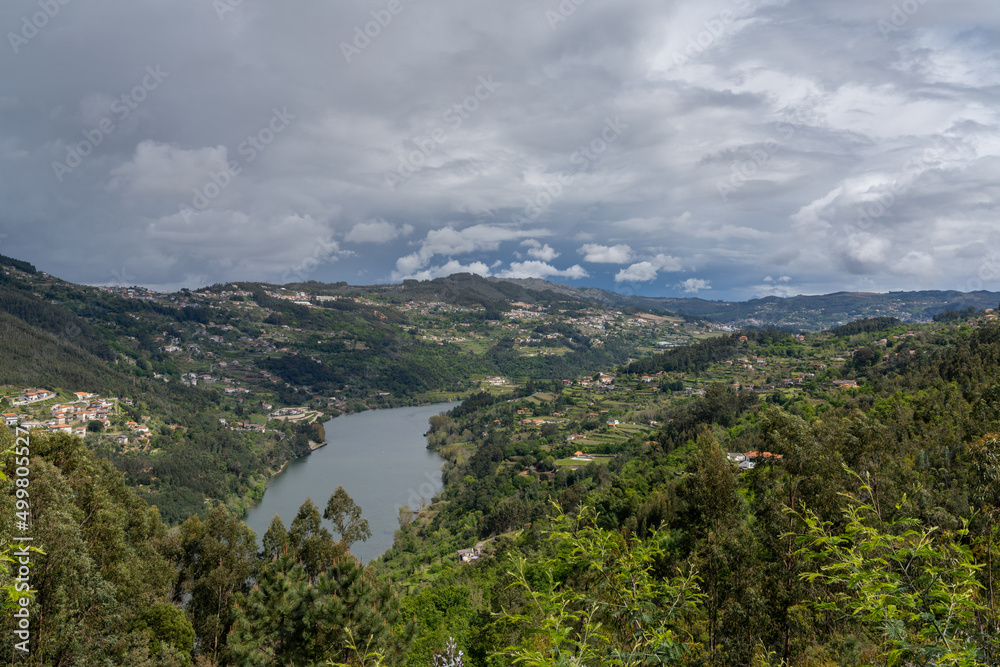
[244,401,460,564]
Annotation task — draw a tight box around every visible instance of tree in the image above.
[132,602,195,665]
[228,554,413,666]
[289,498,338,579]
[502,506,704,665]
[177,505,257,662]
[260,515,289,562]
[794,470,993,665]
[325,486,372,553]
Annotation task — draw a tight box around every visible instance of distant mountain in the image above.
[495,278,1000,331]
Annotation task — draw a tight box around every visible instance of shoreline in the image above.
[240,400,460,522]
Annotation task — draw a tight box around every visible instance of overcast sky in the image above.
[1,0,997,300]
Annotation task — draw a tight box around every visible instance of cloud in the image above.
[497,261,589,280]
[0,0,996,297]
[615,254,684,282]
[678,278,711,293]
[579,244,633,264]
[142,210,347,286]
[753,276,801,297]
[345,219,413,243]
[108,141,230,195]
[391,224,549,279]
[521,239,560,262]
[398,260,493,281]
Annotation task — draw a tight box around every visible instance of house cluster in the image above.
[575,372,617,388]
[521,416,559,426]
[98,285,166,301]
[5,391,117,438]
[12,388,57,405]
[227,421,267,433]
[484,376,508,386]
[125,421,150,436]
[181,372,223,387]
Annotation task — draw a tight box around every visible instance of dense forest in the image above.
[371,319,1000,665]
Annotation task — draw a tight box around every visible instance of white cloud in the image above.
[616,262,659,282]
[521,239,560,262]
[398,259,493,281]
[679,278,711,293]
[893,250,937,277]
[615,254,684,282]
[579,244,633,264]
[391,224,548,279]
[497,261,588,280]
[345,219,413,243]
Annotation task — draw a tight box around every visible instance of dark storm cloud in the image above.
[0,0,996,297]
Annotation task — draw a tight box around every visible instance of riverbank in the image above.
[243,401,462,563]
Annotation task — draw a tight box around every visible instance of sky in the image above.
[1,0,998,300]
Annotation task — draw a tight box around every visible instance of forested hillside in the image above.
[373,316,1000,665]
[0,260,709,522]
[4,257,1000,664]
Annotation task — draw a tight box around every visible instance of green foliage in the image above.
[132,602,196,665]
[501,506,703,665]
[0,254,37,273]
[176,505,257,662]
[229,549,412,665]
[794,470,992,666]
[326,485,373,550]
[0,430,177,664]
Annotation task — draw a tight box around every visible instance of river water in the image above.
[244,402,459,564]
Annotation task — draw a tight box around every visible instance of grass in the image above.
[554,456,612,467]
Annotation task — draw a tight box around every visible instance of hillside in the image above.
[5,307,1000,664]
[375,313,1000,664]
[499,277,1000,330]
[0,260,715,523]
[3,253,999,524]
